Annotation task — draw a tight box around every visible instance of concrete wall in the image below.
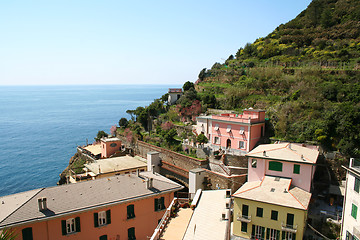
[12,192,174,240]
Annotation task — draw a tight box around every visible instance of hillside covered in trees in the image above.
[195,0,360,157]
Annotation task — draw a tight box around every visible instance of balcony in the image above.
[237,213,251,223]
[281,222,297,233]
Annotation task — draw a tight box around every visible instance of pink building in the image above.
[195,109,265,155]
[0,172,182,240]
[100,137,122,158]
[246,142,319,192]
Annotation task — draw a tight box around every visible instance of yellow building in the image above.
[233,176,311,240]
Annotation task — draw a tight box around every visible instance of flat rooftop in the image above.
[84,155,147,175]
[83,143,102,156]
[233,175,311,210]
[183,189,230,240]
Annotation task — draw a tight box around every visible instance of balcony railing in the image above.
[237,214,251,223]
[281,222,297,233]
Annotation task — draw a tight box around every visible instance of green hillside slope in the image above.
[196,0,360,157]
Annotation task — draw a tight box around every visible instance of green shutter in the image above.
[128,227,136,240]
[266,228,270,239]
[352,204,358,219]
[271,210,278,220]
[241,222,247,232]
[94,212,99,227]
[106,210,111,224]
[256,207,263,217]
[22,227,33,240]
[75,217,81,232]
[355,178,360,193]
[99,235,108,240]
[127,205,135,219]
[293,164,300,174]
[61,220,67,235]
[161,197,165,210]
[155,198,158,211]
[269,161,283,172]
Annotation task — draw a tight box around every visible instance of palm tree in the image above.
[0,228,16,240]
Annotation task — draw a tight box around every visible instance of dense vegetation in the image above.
[196,0,360,157]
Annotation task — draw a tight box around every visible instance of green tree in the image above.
[196,133,208,145]
[0,228,16,240]
[126,110,135,121]
[95,130,108,142]
[183,81,195,92]
[164,128,178,146]
[119,118,129,128]
[161,93,169,103]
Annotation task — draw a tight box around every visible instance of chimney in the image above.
[152,165,155,174]
[145,177,154,189]
[136,169,140,177]
[263,151,266,157]
[38,197,47,211]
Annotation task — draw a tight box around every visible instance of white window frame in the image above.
[214,124,219,131]
[66,218,76,234]
[98,211,107,226]
[239,141,245,149]
[283,231,295,240]
[269,228,279,240]
[239,127,245,135]
[226,125,231,132]
[214,136,220,144]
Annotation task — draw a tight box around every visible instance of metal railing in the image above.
[150,197,178,240]
[281,222,298,233]
[237,213,252,223]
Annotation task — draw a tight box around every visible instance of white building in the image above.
[341,158,360,240]
[167,88,183,105]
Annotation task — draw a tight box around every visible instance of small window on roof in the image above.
[214,124,219,131]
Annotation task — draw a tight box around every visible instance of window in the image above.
[155,197,165,211]
[286,213,294,227]
[293,164,300,174]
[127,204,135,219]
[269,161,283,172]
[242,204,249,217]
[128,227,136,240]
[271,210,278,221]
[241,222,248,232]
[251,159,257,168]
[251,225,265,240]
[239,141,245,149]
[239,127,245,135]
[94,210,111,227]
[99,235,108,240]
[256,207,263,217]
[282,231,296,240]
[352,204,358,219]
[214,124,219,131]
[61,217,80,235]
[22,227,33,240]
[355,177,360,193]
[267,228,280,240]
[214,136,220,144]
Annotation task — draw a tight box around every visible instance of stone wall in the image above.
[203,170,247,193]
[224,154,248,168]
[135,140,209,170]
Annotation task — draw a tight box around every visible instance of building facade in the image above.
[167,88,183,105]
[246,142,319,192]
[0,172,182,240]
[233,176,311,240]
[341,158,360,240]
[195,108,266,155]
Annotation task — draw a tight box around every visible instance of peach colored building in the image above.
[195,108,265,155]
[0,172,182,240]
[100,137,122,158]
[246,142,319,192]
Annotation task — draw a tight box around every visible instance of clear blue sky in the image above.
[0,0,312,85]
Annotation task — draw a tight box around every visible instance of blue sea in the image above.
[0,85,177,197]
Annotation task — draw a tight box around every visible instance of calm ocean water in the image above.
[0,85,177,197]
